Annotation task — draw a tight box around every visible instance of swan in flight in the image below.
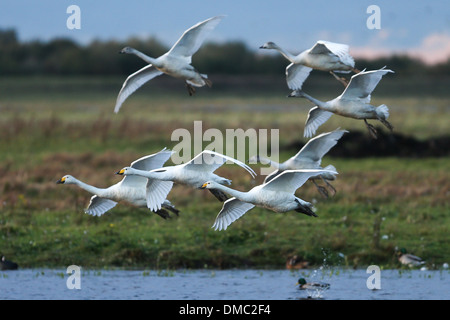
[249,129,347,197]
[116,150,256,209]
[201,169,337,231]
[56,149,179,219]
[259,40,359,89]
[289,67,394,139]
[114,15,225,113]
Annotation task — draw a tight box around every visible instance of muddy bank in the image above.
[286,129,450,158]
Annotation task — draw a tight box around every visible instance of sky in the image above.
[1,0,449,64]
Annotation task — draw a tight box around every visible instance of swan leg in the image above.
[321,177,337,196]
[364,119,378,139]
[202,77,212,88]
[163,205,180,217]
[186,83,196,96]
[312,179,329,198]
[379,118,394,131]
[330,71,349,87]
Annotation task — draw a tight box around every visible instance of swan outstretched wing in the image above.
[304,107,334,138]
[339,67,394,103]
[130,148,174,171]
[293,129,347,163]
[85,196,118,216]
[211,198,255,231]
[262,169,337,194]
[167,15,225,60]
[122,148,174,187]
[286,64,312,90]
[184,150,256,178]
[263,169,283,184]
[114,64,163,113]
[309,41,355,68]
[145,180,174,212]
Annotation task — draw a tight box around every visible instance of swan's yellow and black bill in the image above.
[200,183,208,189]
[116,169,125,175]
[56,177,66,184]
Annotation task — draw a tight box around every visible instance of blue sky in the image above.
[1,1,449,63]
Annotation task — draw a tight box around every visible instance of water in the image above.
[1,268,449,300]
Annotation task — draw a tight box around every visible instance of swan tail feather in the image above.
[376,104,389,120]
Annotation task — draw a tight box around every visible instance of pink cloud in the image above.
[351,32,450,65]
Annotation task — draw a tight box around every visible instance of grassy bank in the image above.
[0,76,449,270]
[1,154,448,269]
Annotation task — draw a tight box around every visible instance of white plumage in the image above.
[114,15,225,113]
[56,149,178,219]
[117,150,256,210]
[249,129,347,197]
[201,169,337,231]
[289,67,394,138]
[260,40,359,89]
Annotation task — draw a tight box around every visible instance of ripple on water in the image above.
[0,268,449,300]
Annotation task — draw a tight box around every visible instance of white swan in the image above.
[56,149,178,219]
[288,67,394,139]
[201,169,337,231]
[114,15,225,113]
[116,150,256,209]
[259,40,359,89]
[249,129,347,197]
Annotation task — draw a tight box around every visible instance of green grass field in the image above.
[0,75,449,270]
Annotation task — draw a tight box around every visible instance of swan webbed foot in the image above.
[330,71,349,87]
[364,119,378,139]
[154,209,171,220]
[186,83,196,96]
[294,202,318,217]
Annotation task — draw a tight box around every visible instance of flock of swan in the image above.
[57,15,395,231]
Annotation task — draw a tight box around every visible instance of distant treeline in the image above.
[1,28,449,76]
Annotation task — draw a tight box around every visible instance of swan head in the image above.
[56,175,75,184]
[116,167,135,175]
[117,166,164,179]
[200,181,219,190]
[119,46,135,54]
[287,90,305,98]
[259,42,277,50]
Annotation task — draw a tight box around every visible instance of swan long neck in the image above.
[301,92,330,110]
[129,168,175,181]
[128,48,158,65]
[72,178,106,197]
[211,184,250,202]
[255,156,281,168]
[272,44,297,63]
